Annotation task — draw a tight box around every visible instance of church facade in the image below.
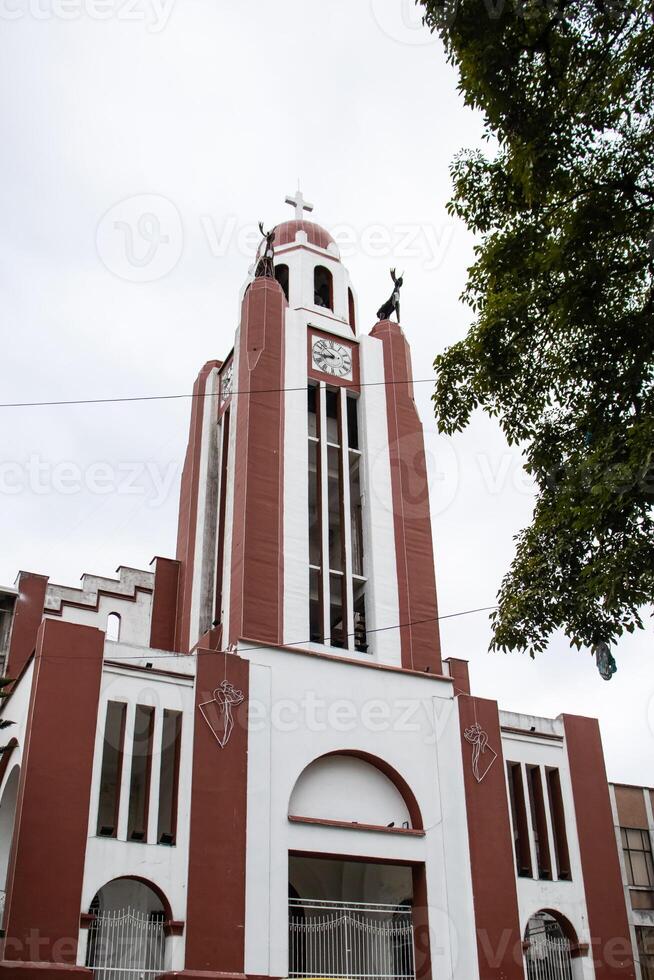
[0,200,649,980]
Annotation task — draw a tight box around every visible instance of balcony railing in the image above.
[289,898,415,980]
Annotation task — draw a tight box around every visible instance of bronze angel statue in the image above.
[376,268,404,323]
[254,222,276,279]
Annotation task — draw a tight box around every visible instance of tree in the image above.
[420,0,654,658]
[1,677,14,751]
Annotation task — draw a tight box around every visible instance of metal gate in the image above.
[86,908,166,980]
[289,899,415,980]
[525,935,573,980]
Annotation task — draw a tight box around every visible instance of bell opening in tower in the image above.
[314,266,333,310]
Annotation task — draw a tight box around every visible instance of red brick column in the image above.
[149,557,181,652]
[0,619,104,980]
[563,715,635,976]
[181,647,250,978]
[369,319,441,674]
[457,696,524,979]
[230,277,286,646]
[175,361,222,654]
[6,573,48,679]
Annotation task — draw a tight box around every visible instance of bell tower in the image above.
[173,192,442,674]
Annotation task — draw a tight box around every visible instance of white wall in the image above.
[288,754,411,828]
[79,647,196,971]
[243,645,479,980]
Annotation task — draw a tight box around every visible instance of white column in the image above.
[318,382,330,643]
[147,708,164,845]
[117,702,136,841]
[519,763,538,879]
[339,386,355,653]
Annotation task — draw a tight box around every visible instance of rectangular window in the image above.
[349,453,364,577]
[346,394,359,450]
[353,579,367,653]
[214,409,231,625]
[621,828,654,887]
[507,762,533,877]
[157,710,182,846]
[546,767,571,880]
[527,766,552,880]
[329,573,346,649]
[637,927,654,980]
[327,446,344,572]
[96,701,127,837]
[309,567,322,643]
[127,704,155,842]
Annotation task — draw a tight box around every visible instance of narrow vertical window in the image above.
[507,762,533,877]
[96,701,127,837]
[546,767,571,880]
[308,385,323,643]
[214,409,231,625]
[275,263,289,301]
[106,612,121,642]
[157,710,182,845]
[527,766,552,879]
[621,828,654,887]
[347,394,367,652]
[348,288,356,332]
[127,705,155,842]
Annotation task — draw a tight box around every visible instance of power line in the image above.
[36,605,497,665]
[0,376,436,410]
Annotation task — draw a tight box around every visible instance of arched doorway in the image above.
[0,765,20,926]
[85,878,168,980]
[524,911,575,979]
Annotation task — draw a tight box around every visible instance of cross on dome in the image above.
[285,184,314,221]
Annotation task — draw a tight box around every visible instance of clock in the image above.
[312,337,353,379]
[221,362,233,401]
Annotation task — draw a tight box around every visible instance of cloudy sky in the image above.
[0,0,651,783]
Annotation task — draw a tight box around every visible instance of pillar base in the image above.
[0,963,92,980]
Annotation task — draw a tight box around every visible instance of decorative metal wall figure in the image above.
[255,223,276,279]
[376,268,404,323]
[199,679,245,748]
[464,722,498,783]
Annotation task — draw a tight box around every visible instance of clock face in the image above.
[312,338,353,378]
[221,363,233,401]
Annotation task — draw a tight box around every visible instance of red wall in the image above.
[458,696,524,979]
[0,620,104,979]
[369,320,441,674]
[175,361,222,653]
[6,573,48,679]
[563,715,635,976]
[230,278,286,646]
[183,647,249,974]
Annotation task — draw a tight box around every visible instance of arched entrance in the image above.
[85,878,168,980]
[0,765,20,926]
[524,911,575,979]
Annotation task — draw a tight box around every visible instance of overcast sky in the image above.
[0,0,651,783]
